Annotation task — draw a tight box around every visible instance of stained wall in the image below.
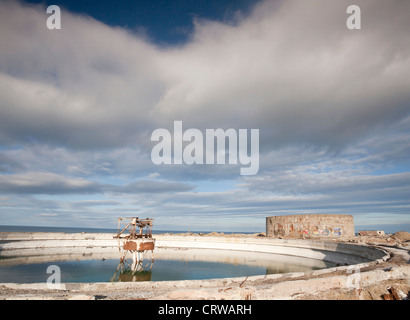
[266,214,355,239]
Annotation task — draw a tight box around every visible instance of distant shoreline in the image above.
[0,225,258,235]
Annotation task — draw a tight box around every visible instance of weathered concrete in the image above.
[0,232,408,300]
[358,230,385,236]
[266,214,355,239]
[0,233,387,265]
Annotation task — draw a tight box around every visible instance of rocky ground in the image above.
[296,231,410,300]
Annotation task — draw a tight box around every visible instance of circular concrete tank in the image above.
[266,214,355,239]
[0,232,394,300]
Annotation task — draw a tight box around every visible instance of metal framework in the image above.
[111,217,155,282]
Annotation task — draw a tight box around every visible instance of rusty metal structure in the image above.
[111,217,155,282]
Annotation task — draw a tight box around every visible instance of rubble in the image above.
[358,230,385,236]
[392,231,410,242]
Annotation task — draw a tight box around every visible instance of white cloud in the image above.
[1,0,409,151]
[38,213,59,217]
[0,171,101,194]
[0,0,409,230]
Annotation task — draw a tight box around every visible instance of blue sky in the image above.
[0,0,410,233]
[26,0,256,44]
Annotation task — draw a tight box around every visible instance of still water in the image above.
[0,258,268,283]
[0,248,335,283]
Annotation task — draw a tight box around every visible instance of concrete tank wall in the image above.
[266,214,355,239]
[0,233,387,266]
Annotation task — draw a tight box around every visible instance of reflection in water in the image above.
[112,217,156,282]
[113,269,152,282]
[110,250,155,282]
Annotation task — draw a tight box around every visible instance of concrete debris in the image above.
[382,286,408,300]
[392,231,410,242]
[67,294,95,300]
[358,230,385,237]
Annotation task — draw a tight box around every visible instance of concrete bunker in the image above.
[266,214,355,239]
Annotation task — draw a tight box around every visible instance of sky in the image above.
[0,0,410,233]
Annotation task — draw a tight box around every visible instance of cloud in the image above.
[0,144,154,178]
[0,172,101,194]
[69,200,121,208]
[151,0,410,149]
[146,172,160,179]
[0,0,409,231]
[0,152,25,173]
[0,0,162,149]
[115,180,195,194]
[0,0,409,153]
[240,170,410,201]
[0,168,195,195]
[38,213,59,217]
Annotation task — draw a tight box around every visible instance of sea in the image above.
[0,225,256,235]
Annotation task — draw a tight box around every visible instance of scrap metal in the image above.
[111,217,155,282]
